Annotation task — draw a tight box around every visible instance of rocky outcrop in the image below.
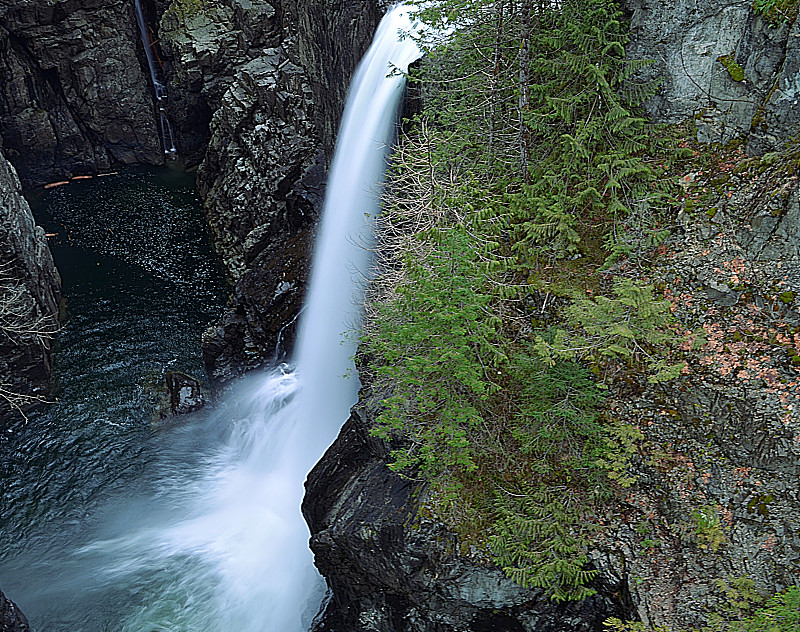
[0,588,29,632]
[0,149,61,420]
[623,0,800,153]
[0,0,164,188]
[304,392,631,632]
[157,0,380,383]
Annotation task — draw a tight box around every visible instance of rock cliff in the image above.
[157,0,381,383]
[0,149,61,420]
[304,138,800,632]
[623,0,800,152]
[304,2,800,630]
[0,0,163,188]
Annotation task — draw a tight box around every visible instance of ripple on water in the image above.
[0,166,228,630]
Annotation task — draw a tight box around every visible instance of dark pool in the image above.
[0,166,230,630]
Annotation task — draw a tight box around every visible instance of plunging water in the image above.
[0,7,420,631]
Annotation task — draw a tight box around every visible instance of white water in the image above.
[65,6,421,631]
[134,0,177,155]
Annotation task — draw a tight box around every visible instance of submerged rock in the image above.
[165,370,206,415]
[155,370,206,418]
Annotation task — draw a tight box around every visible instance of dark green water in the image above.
[0,166,229,629]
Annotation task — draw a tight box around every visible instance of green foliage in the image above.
[504,352,604,477]
[368,226,502,476]
[365,223,607,601]
[604,584,800,632]
[594,420,643,487]
[409,0,663,262]
[753,0,799,23]
[691,505,727,551]
[533,278,686,382]
[365,0,683,602]
[164,0,206,20]
[492,487,599,602]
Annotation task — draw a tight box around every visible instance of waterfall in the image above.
[48,6,421,631]
[134,0,177,155]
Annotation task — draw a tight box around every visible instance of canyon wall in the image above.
[153,0,384,383]
[0,0,163,188]
[1,0,799,629]
[0,148,61,421]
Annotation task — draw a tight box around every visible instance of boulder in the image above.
[0,588,29,632]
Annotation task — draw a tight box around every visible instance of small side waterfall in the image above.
[134,0,177,155]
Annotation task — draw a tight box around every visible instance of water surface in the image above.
[0,166,228,630]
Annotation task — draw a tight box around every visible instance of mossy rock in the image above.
[717,54,746,82]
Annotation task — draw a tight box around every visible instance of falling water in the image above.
[110,7,421,628]
[134,0,177,155]
[0,6,421,631]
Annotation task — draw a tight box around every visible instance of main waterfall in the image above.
[96,6,419,631]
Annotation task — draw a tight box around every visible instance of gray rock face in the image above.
[293,0,386,155]
[749,19,800,153]
[0,588,30,632]
[157,0,381,382]
[0,0,164,187]
[303,394,630,632]
[623,0,800,152]
[196,51,319,278]
[0,149,61,420]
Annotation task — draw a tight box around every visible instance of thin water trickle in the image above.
[135,0,177,155]
[1,6,420,631]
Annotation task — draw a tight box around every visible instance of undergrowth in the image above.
[362,0,690,601]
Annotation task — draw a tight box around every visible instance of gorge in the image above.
[1,0,800,631]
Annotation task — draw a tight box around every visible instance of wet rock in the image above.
[0,148,61,422]
[292,0,385,156]
[0,588,30,632]
[202,225,315,384]
[0,0,163,187]
[161,370,206,416]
